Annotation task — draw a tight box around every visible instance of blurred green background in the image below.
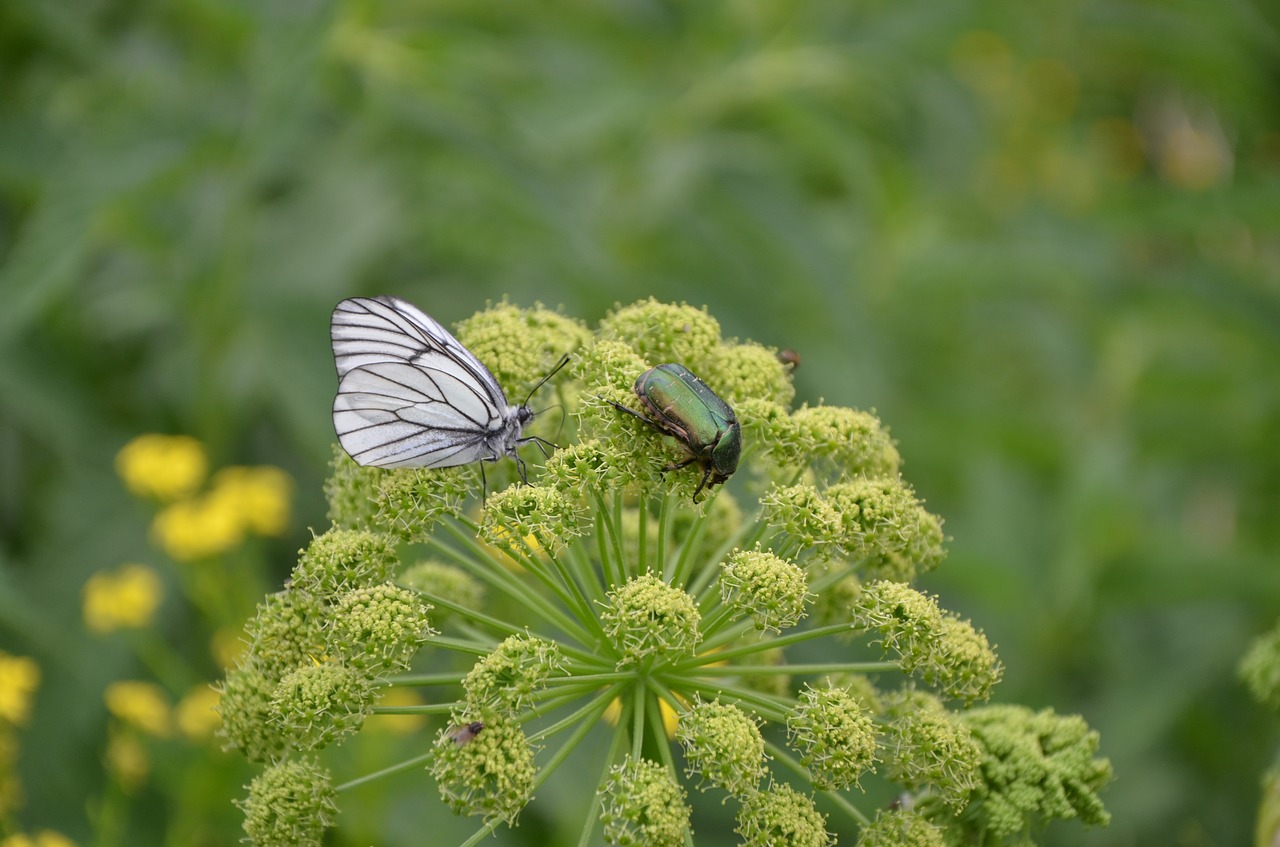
[3,0,1279,845]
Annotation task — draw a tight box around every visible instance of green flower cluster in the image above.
[219,299,1112,847]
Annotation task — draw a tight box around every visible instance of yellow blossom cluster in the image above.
[82,564,163,633]
[116,434,293,561]
[0,652,40,825]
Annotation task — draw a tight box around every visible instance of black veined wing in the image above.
[330,296,532,470]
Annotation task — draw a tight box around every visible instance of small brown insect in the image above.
[446,721,485,746]
[777,349,801,371]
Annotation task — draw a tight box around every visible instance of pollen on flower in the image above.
[241,590,328,683]
[768,406,900,480]
[116,434,208,501]
[462,634,564,716]
[599,756,692,847]
[292,528,398,597]
[373,467,471,543]
[954,705,1113,837]
[271,662,380,751]
[398,560,484,625]
[703,341,795,408]
[324,447,383,530]
[676,698,767,797]
[216,667,287,763]
[855,809,946,847]
[1240,618,1280,711]
[0,652,40,726]
[758,484,845,559]
[455,301,591,396]
[787,683,877,790]
[238,757,338,847]
[600,573,701,667]
[82,564,164,633]
[599,299,721,371]
[735,783,832,847]
[480,485,587,554]
[325,583,435,675]
[104,681,172,738]
[719,549,811,632]
[880,690,982,809]
[431,714,536,824]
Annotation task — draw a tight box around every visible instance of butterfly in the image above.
[331,296,566,480]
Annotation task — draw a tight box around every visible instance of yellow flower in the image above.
[209,466,293,536]
[603,695,680,739]
[115,434,208,501]
[0,653,40,726]
[175,685,221,742]
[104,730,149,791]
[150,494,244,561]
[1,832,78,847]
[82,564,163,633]
[372,688,428,736]
[104,681,172,737]
[210,626,246,670]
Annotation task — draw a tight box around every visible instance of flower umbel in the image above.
[217,299,1111,847]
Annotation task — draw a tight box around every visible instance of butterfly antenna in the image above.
[522,353,571,407]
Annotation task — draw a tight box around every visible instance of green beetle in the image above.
[609,363,742,501]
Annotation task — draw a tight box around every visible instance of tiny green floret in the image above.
[398,560,484,623]
[324,446,382,530]
[855,809,945,847]
[599,756,692,847]
[703,341,795,408]
[769,405,901,480]
[758,484,845,559]
[271,662,379,751]
[676,698,767,797]
[292,528,398,597]
[954,705,1113,838]
[599,298,722,369]
[455,301,592,393]
[326,583,435,675]
[720,549,811,632]
[463,634,564,716]
[735,783,832,847]
[431,714,536,825]
[480,484,586,553]
[373,467,470,543]
[217,667,287,764]
[241,590,327,683]
[238,757,338,847]
[881,690,982,809]
[1241,619,1280,712]
[600,573,701,667]
[787,683,878,790]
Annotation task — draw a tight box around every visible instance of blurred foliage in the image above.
[1,0,1278,845]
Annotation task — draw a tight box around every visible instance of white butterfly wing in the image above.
[330,297,518,469]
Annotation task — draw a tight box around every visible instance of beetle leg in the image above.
[691,465,714,502]
[661,456,698,474]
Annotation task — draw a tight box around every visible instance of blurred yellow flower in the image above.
[1,831,78,847]
[0,653,40,726]
[115,434,208,501]
[104,681,172,738]
[210,626,247,670]
[175,685,221,742]
[603,695,680,738]
[210,466,293,536]
[82,564,163,633]
[150,494,245,561]
[104,730,149,791]
[372,688,428,736]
